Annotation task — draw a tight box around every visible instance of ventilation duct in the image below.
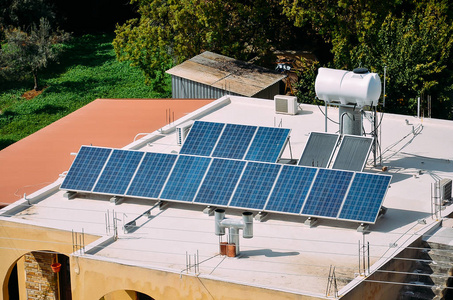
[215,209,253,256]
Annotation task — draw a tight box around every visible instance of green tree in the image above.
[336,1,453,117]
[1,18,70,90]
[282,0,453,118]
[113,0,297,89]
[0,0,56,42]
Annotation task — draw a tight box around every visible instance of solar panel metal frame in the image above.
[60,146,113,192]
[179,121,225,156]
[300,168,355,219]
[263,165,318,214]
[331,135,374,172]
[60,146,391,225]
[244,126,291,163]
[125,152,178,199]
[228,161,282,210]
[299,132,340,168]
[211,123,258,160]
[194,158,246,206]
[92,149,145,196]
[336,172,392,223]
[159,155,212,203]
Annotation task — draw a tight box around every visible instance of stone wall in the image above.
[24,252,57,300]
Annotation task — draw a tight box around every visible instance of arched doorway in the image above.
[6,250,71,300]
[100,290,155,300]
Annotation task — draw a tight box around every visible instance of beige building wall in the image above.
[71,255,323,300]
[0,220,99,300]
[1,219,324,300]
[2,218,412,300]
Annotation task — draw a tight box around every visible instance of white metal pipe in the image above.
[417,97,420,118]
[242,212,253,238]
[214,210,253,255]
[214,209,226,235]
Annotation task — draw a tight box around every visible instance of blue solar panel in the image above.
[301,169,354,218]
[265,165,318,214]
[93,150,144,195]
[338,173,391,223]
[126,153,178,198]
[229,162,281,210]
[61,144,391,226]
[212,124,257,159]
[180,121,224,156]
[60,146,112,192]
[245,127,290,163]
[194,158,246,206]
[160,155,211,202]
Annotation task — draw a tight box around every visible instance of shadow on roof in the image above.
[238,249,300,258]
[369,208,431,233]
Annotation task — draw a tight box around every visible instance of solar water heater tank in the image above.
[315,67,381,107]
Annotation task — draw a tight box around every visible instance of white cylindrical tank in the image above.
[315,67,381,106]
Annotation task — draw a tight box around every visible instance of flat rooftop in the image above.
[2,96,453,298]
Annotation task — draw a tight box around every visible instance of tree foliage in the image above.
[1,18,70,90]
[281,0,453,118]
[0,0,57,41]
[348,2,453,116]
[113,0,298,90]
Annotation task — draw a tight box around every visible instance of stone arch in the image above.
[100,289,155,300]
[3,250,71,300]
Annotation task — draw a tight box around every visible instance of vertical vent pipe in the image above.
[214,209,253,255]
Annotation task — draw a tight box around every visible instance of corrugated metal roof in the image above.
[166,51,286,97]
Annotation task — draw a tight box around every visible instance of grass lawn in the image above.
[0,33,171,150]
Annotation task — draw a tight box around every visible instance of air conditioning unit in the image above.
[176,121,194,145]
[440,178,452,202]
[274,95,298,115]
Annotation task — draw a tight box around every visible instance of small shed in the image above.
[166,51,286,99]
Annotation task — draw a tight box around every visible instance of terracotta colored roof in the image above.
[0,98,213,206]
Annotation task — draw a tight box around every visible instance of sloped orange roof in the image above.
[0,98,214,206]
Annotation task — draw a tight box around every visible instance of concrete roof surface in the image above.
[2,96,453,298]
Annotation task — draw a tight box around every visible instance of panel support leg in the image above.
[304,217,318,227]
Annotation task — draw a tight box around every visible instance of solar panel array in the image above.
[180,121,290,163]
[61,145,391,224]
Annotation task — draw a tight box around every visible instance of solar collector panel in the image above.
[301,168,354,218]
[126,153,178,198]
[332,135,373,172]
[160,155,211,202]
[194,158,246,206]
[245,127,290,163]
[338,172,391,223]
[60,146,112,192]
[212,123,257,159]
[93,150,144,195]
[265,165,318,214]
[299,132,339,168]
[180,121,225,156]
[229,162,281,210]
